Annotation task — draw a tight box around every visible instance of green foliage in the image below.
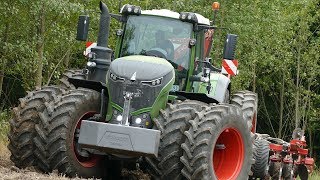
[307,169,320,180]
[0,111,10,142]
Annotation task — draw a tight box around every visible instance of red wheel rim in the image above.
[212,127,244,179]
[72,111,101,168]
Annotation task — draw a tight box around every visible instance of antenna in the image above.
[82,0,89,14]
[173,0,177,11]
[118,0,123,12]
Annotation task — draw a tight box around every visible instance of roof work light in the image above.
[120,4,141,15]
[179,12,198,24]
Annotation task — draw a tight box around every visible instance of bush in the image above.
[0,110,10,142]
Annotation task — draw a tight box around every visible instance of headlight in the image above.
[141,77,163,86]
[131,113,152,128]
[110,109,123,124]
[135,118,142,124]
[116,115,123,121]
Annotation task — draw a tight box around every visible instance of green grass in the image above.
[308,170,320,180]
[293,167,319,180]
[0,110,10,142]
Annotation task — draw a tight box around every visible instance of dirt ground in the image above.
[0,143,73,180]
[0,142,150,180]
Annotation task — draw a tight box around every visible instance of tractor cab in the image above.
[115,7,212,92]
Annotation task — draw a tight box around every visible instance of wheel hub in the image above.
[72,111,101,168]
[213,128,244,179]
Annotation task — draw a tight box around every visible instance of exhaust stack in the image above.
[97,1,110,47]
[88,1,112,83]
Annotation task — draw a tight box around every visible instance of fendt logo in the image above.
[130,72,137,81]
[102,132,133,151]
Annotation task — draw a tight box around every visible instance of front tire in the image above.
[180,104,253,179]
[145,100,207,179]
[37,88,105,178]
[58,69,86,89]
[8,69,86,172]
[7,86,64,171]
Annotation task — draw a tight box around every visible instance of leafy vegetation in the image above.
[0,111,9,143]
[0,0,319,167]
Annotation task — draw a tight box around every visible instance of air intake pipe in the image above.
[88,1,112,83]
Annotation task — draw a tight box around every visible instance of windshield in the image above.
[120,15,193,70]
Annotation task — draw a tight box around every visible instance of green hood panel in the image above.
[110,55,174,81]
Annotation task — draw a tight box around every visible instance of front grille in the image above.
[108,79,164,112]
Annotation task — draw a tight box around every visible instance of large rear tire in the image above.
[58,69,86,89]
[180,104,253,179]
[231,90,258,133]
[7,86,64,171]
[251,138,269,178]
[145,100,207,180]
[35,88,105,178]
[231,91,258,178]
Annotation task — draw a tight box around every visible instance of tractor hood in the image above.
[107,55,175,124]
[109,55,173,81]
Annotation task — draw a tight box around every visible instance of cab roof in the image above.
[141,9,210,25]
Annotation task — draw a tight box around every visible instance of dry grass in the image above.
[0,141,150,180]
[0,141,80,180]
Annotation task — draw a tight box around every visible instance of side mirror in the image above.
[76,15,90,41]
[223,34,238,60]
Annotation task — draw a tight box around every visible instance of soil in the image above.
[0,142,150,180]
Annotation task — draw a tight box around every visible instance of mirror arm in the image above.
[110,13,126,22]
[190,75,210,82]
[208,63,221,72]
[196,59,221,72]
[195,25,230,32]
[195,25,217,32]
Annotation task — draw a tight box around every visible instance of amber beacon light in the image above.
[212,2,220,11]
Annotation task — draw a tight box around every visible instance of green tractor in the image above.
[8,1,259,179]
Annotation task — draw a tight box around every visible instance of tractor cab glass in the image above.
[120,15,193,71]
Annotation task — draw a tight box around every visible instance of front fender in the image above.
[68,77,108,93]
[211,73,230,103]
[192,73,230,103]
